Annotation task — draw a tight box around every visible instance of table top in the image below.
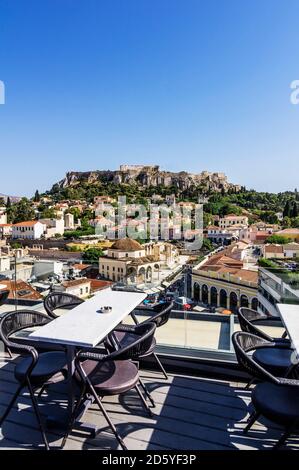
[29,288,147,348]
[277,303,299,354]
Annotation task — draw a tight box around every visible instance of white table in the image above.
[28,288,147,432]
[277,303,299,356]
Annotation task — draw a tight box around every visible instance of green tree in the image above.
[266,234,292,245]
[283,200,291,218]
[7,198,35,224]
[34,190,40,202]
[82,247,104,263]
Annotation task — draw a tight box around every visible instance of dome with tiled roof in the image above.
[111,238,143,251]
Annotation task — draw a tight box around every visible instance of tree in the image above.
[82,247,104,263]
[283,200,291,218]
[291,201,298,218]
[34,190,40,202]
[7,198,35,224]
[40,207,56,218]
[266,234,292,245]
[6,197,11,208]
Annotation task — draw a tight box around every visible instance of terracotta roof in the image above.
[90,279,113,292]
[62,279,91,288]
[72,263,91,271]
[111,238,143,251]
[277,228,299,235]
[13,220,40,227]
[0,280,43,300]
[264,244,284,254]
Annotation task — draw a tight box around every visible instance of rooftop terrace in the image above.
[1,353,299,450]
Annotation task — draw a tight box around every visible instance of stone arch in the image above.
[146,266,152,282]
[202,284,209,304]
[138,267,146,282]
[230,291,238,313]
[251,297,258,311]
[219,289,228,308]
[210,286,218,307]
[240,294,249,308]
[193,282,200,301]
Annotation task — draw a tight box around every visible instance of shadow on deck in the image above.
[0,353,298,450]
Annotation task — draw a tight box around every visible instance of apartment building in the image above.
[39,217,65,238]
[219,214,248,229]
[191,250,258,312]
[12,221,46,240]
[0,208,7,225]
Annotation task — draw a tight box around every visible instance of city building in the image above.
[12,221,46,240]
[0,207,7,225]
[0,224,12,238]
[192,249,258,312]
[39,217,65,238]
[57,278,91,299]
[99,238,159,284]
[219,214,248,229]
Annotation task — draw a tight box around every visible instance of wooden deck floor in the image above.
[0,353,298,451]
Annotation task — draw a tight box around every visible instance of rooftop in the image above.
[0,354,298,450]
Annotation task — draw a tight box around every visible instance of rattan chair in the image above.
[114,301,173,380]
[238,307,289,343]
[0,310,67,449]
[232,331,299,449]
[44,292,84,319]
[61,321,157,451]
[0,290,11,357]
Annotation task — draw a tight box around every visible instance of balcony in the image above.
[1,354,299,450]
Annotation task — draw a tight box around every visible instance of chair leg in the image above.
[273,424,295,450]
[153,353,168,380]
[0,382,24,426]
[61,386,86,449]
[6,346,13,359]
[37,384,48,398]
[135,384,154,418]
[138,378,155,407]
[27,379,50,451]
[244,410,260,434]
[93,392,127,451]
[245,377,255,389]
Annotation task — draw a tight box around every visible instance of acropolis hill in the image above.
[53,165,241,193]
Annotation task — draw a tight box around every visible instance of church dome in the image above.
[111,238,143,251]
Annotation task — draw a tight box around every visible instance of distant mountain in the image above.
[0,193,22,203]
[51,165,242,194]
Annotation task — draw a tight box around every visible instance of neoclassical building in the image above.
[99,238,179,285]
[191,251,258,312]
[99,238,157,284]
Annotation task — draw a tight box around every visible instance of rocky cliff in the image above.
[53,165,241,193]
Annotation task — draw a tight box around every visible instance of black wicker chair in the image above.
[61,321,157,451]
[0,310,67,449]
[113,301,173,380]
[232,331,299,449]
[44,292,84,319]
[0,289,9,308]
[0,289,11,357]
[238,307,289,343]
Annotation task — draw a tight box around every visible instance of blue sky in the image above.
[1,0,299,196]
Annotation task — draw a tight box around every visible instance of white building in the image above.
[34,260,64,280]
[58,278,91,299]
[0,255,10,272]
[12,221,46,240]
[39,218,65,238]
[0,208,7,225]
[64,212,75,230]
[219,215,248,229]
